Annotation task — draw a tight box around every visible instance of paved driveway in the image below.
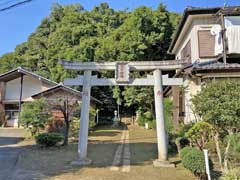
[0,128,27,175]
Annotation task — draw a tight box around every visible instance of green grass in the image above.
[15,124,196,180]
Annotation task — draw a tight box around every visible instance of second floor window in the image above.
[198,30,215,58]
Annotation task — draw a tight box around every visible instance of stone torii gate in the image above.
[60,60,185,167]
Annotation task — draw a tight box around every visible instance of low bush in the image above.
[148,120,156,129]
[180,147,197,158]
[181,147,213,179]
[35,133,64,147]
[137,111,156,128]
[220,168,240,180]
[137,113,148,126]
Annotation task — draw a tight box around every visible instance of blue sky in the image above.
[0,0,239,56]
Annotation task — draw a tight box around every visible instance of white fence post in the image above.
[203,149,211,180]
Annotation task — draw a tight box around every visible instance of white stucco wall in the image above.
[183,76,202,124]
[5,76,51,101]
[182,76,240,124]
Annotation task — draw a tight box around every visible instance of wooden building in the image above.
[0,67,101,127]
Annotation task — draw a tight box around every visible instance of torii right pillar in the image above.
[153,69,175,167]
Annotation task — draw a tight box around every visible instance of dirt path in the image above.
[13,124,196,180]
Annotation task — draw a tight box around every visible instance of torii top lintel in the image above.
[59,60,187,71]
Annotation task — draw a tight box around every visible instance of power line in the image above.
[0,0,19,7]
[0,0,34,12]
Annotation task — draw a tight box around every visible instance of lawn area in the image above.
[14,124,196,180]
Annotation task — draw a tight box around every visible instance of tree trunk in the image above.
[213,131,223,170]
[63,99,69,146]
[151,102,155,119]
[118,104,121,124]
[63,120,69,146]
[223,130,233,172]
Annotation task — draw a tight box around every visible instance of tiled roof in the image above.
[0,67,58,85]
[0,67,102,104]
[32,84,102,104]
[164,60,240,96]
[191,60,240,71]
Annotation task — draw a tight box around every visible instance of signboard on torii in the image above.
[60,60,186,167]
[115,62,129,83]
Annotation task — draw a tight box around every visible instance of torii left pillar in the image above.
[71,70,92,165]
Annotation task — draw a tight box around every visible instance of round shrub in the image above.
[35,133,64,147]
[180,147,197,159]
[181,148,213,179]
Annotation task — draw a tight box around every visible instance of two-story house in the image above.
[165,6,240,128]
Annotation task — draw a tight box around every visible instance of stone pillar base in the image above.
[70,158,92,166]
[153,159,175,168]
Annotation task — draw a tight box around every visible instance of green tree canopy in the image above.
[192,80,240,130]
[0,3,181,116]
[191,79,240,171]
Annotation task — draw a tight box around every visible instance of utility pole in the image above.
[224,0,228,7]
[220,11,227,64]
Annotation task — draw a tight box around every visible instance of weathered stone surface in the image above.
[70,158,92,166]
[153,159,176,168]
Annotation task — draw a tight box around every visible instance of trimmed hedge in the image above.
[35,133,64,147]
[180,147,198,159]
[180,147,213,179]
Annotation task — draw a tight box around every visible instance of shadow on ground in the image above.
[89,130,121,137]
[0,137,24,146]
[4,125,195,180]
[9,142,159,180]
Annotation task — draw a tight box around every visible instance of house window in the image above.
[5,103,19,122]
[5,104,19,110]
[5,111,19,121]
[225,16,240,27]
[198,30,215,58]
[181,40,191,62]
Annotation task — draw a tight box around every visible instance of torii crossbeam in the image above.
[60,60,186,167]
